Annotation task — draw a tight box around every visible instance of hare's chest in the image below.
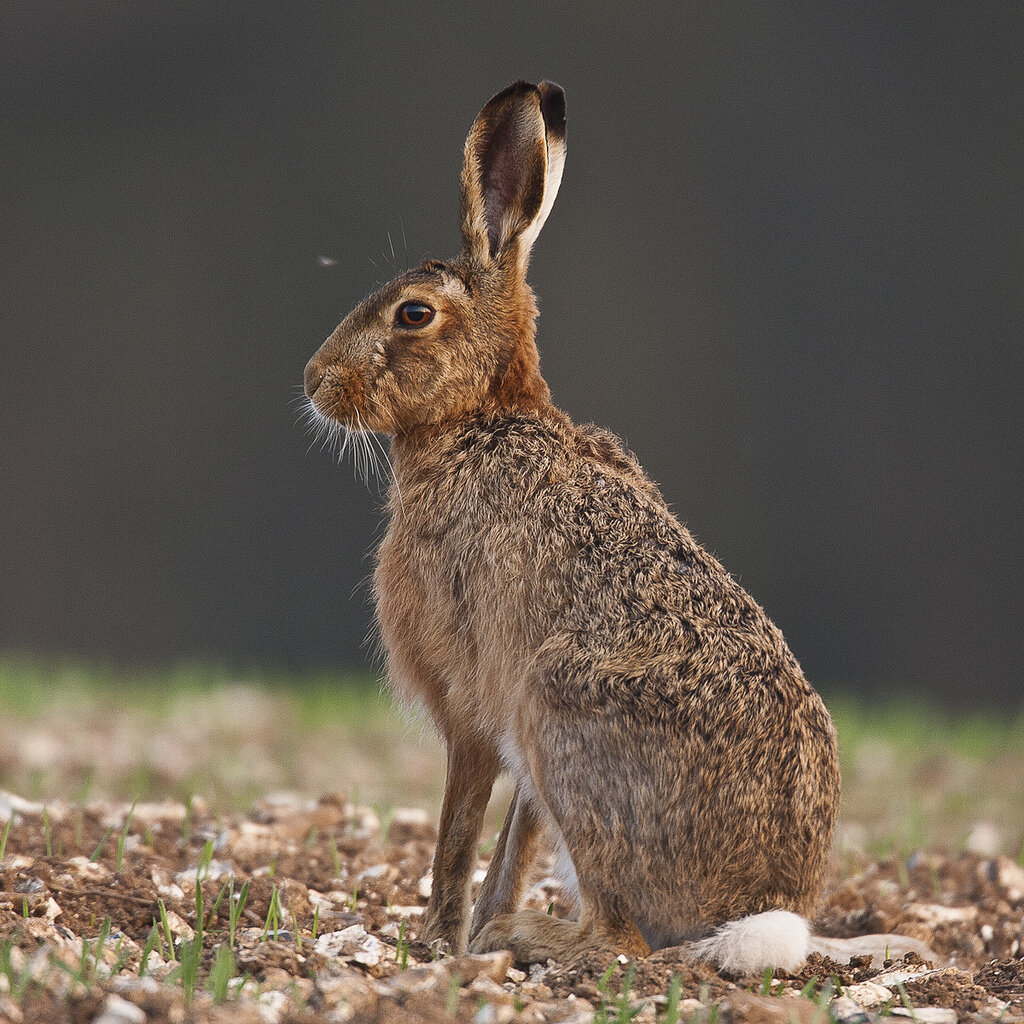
[373,510,532,728]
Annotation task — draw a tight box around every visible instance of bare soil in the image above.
[0,792,1022,1023]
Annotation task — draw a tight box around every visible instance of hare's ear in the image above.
[460,80,566,270]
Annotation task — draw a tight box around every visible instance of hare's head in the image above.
[304,80,566,435]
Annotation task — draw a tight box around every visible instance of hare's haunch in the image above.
[305,81,841,974]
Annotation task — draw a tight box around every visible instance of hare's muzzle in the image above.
[304,357,326,399]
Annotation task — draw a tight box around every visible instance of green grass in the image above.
[0,657,1021,855]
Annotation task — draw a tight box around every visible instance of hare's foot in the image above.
[469,908,649,964]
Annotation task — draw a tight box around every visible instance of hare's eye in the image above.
[397,301,435,327]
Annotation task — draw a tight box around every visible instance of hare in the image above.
[304,80,843,974]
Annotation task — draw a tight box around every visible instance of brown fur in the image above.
[304,80,841,965]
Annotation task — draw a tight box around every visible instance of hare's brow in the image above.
[421,260,471,291]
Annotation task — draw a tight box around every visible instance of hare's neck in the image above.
[390,404,570,488]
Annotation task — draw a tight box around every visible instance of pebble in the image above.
[844,979,893,1008]
[891,1009,957,1024]
[91,992,146,1024]
[417,873,433,899]
[314,924,386,966]
[906,902,978,927]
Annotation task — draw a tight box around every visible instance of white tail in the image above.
[688,910,810,975]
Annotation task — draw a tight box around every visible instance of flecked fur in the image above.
[304,80,841,970]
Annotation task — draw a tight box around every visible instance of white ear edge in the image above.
[516,134,566,259]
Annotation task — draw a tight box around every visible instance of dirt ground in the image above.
[1,790,1022,1023]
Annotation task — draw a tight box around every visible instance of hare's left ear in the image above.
[460,80,566,271]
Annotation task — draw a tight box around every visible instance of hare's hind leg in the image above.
[470,889,650,963]
[469,785,542,943]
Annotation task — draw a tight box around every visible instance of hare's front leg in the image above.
[421,741,499,953]
[468,785,542,943]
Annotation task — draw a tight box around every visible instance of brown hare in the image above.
[305,80,844,974]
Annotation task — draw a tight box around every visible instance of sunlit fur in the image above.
[304,81,841,974]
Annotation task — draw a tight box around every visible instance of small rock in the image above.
[387,963,450,996]
[906,903,978,927]
[175,860,233,885]
[314,924,385,967]
[991,856,1024,901]
[357,862,397,883]
[448,951,514,984]
[506,966,526,983]
[163,910,194,940]
[891,1009,957,1024]
[844,980,893,1008]
[316,967,380,1014]
[831,996,871,1023]
[392,807,431,826]
[467,975,513,1003]
[417,874,432,899]
[385,904,424,917]
[473,1003,515,1024]
[965,822,1002,857]
[91,992,146,1024]
[257,988,288,1023]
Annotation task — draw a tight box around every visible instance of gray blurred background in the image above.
[2,3,1021,704]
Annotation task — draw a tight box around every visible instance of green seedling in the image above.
[445,972,461,1015]
[110,934,132,976]
[347,885,359,912]
[547,901,555,915]
[177,935,202,1007]
[268,854,277,879]
[115,802,136,872]
[21,896,29,919]
[229,879,249,947]
[158,899,176,962]
[290,909,303,950]
[372,801,395,843]
[182,795,193,845]
[328,834,342,878]
[139,925,161,977]
[206,880,229,930]
[262,884,282,941]
[195,878,204,950]
[312,904,321,944]
[896,982,919,1021]
[799,975,819,999]
[1,938,35,1003]
[197,839,214,882]
[662,974,681,1024]
[43,809,52,858]
[208,944,236,1003]
[0,817,11,860]
[90,826,113,863]
[396,919,408,970]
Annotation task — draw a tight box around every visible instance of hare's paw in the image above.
[469,910,565,962]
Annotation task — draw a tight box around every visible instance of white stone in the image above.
[906,903,978,927]
[418,874,432,899]
[844,980,893,1008]
[891,1009,957,1024]
[393,807,431,825]
[965,822,1002,856]
[314,924,385,967]
[90,992,146,1024]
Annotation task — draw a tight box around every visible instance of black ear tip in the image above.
[537,81,566,139]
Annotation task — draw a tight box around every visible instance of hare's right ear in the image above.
[460,80,566,272]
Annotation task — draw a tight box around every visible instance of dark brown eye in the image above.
[397,301,435,327]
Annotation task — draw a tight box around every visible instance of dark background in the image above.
[2,4,1021,703]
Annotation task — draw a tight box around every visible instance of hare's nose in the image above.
[304,359,326,398]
